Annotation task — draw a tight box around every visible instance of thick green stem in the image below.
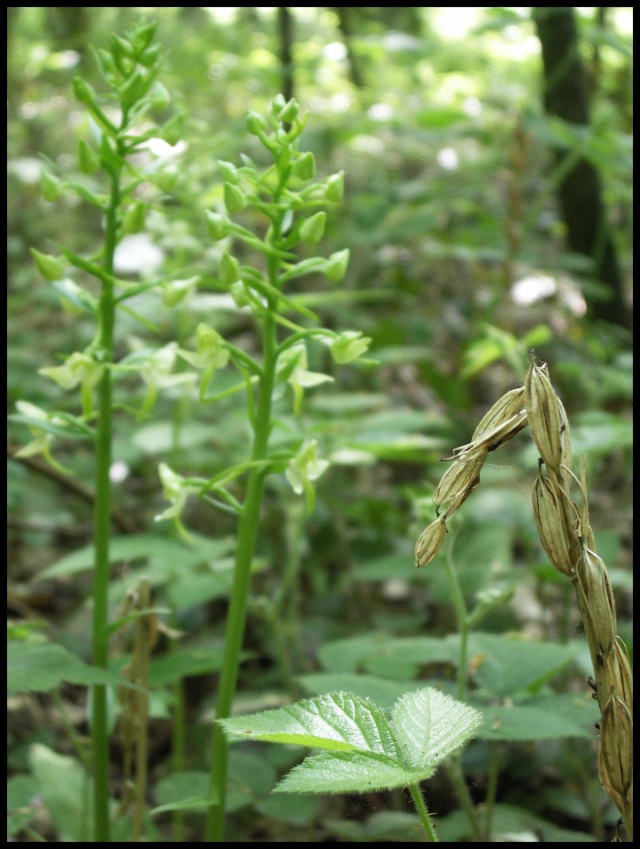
[91,165,121,843]
[206,304,278,841]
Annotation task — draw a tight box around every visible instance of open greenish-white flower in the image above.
[39,351,105,419]
[179,323,230,401]
[14,401,70,473]
[325,330,371,364]
[279,343,333,415]
[161,276,199,307]
[155,462,201,538]
[137,342,195,416]
[285,439,330,512]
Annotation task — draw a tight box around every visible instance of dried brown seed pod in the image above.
[599,692,633,799]
[524,355,563,473]
[472,387,525,440]
[575,548,617,657]
[415,516,447,568]
[532,471,575,576]
[433,450,487,513]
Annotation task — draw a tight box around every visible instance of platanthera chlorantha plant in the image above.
[15,21,185,843]
[220,688,481,842]
[148,96,372,841]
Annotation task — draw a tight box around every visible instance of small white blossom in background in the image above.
[285,439,330,512]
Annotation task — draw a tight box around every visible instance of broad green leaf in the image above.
[437,802,597,843]
[151,796,214,815]
[8,640,122,695]
[222,688,481,797]
[323,810,422,843]
[40,532,234,578]
[7,774,38,837]
[318,634,457,677]
[298,673,423,710]
[477,703,593,741]
[478,691,598,742]
[148,646,228,686]
[220,691,401,758]
[275,749,422,794]
[470,633,577,698]
[254,793,320,826]
[29,745,90,842]
[392,688,482,771]
[227,749,278,811]
[154,771,210,816]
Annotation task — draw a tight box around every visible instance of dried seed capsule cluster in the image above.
[525,354,632,833]
[415,387,527,568]
[416,352,632,836]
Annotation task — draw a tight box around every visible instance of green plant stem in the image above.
[206,300,278,842]
[91,162,121,843]
[408,783,438,841]
[481,741,501,840]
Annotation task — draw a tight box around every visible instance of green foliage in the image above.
[221,688,481,795]
[7,6,632,844]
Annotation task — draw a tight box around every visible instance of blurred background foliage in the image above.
[7,6,632,843]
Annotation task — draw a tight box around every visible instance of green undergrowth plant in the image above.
[11,20,184,841]
[147,94,373,841]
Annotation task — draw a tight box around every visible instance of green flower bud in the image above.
[160,113,183,146]
[149,81,170,111]
[120,69,149,107]
[154,165,178,193]
[299,211,326,244]
[95,48,115,76]
[230,280,251,308]
[131,21,157,52]
[219,252,240,287]
[73,76,98,108]
[205,211,232,241]
[277,98,300,124]
[31,249,65,282]
[122,200,147,235]
[110,34,134,62]
[161,276,198,307]
[325,171,345,202]
[224,182,247,214]
[293,151,316,180]
[247,110,268,135]
[217,160,239,183]
[271,94,287,114]
[138,42,162,68]
[323,249,350,282]
[99,133,120,174]
[40,170,62,202]
[78,139,100,174]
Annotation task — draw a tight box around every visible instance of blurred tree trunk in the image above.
[277,6,295,103]
[334,7,365,89]
[44,7,90,55]
[533,7,630,330]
